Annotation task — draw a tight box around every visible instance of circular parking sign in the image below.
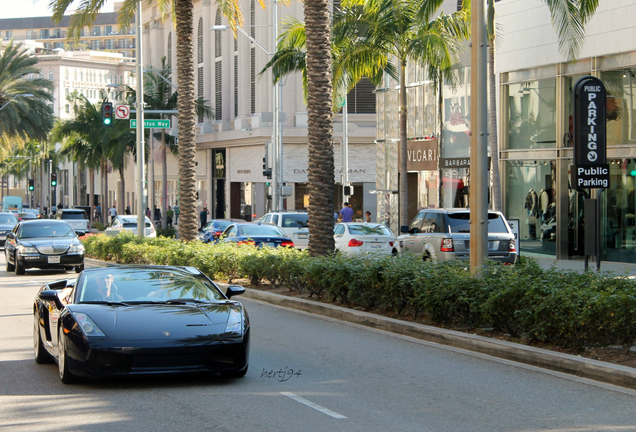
[115,105,130,119]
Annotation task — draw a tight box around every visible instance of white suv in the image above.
[259,211,309,249]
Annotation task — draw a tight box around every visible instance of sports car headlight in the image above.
[17,245,38,255]
[225,308,243,335]
[68,244,85,255]
[74,312,106,338]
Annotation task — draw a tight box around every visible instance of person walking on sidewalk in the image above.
[339,202,354,222]
[166,206,174,227]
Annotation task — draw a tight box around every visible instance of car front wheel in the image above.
[58,330,81,384]
[5,250,14,272]
[14,253,25,275]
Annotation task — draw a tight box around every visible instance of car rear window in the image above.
[0,214,16,224]
[448,213,510,233]
[240,225,285,236]
[60,211,87,220]
[281,214,308,228]
[348,224,394,236]
[123,222,152,228]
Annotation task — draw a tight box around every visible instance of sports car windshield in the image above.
[20,223,75,238]
[77,268,226,303]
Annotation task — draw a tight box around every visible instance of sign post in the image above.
[573,76,609,271]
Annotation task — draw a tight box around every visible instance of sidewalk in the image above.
[524,253,636,277]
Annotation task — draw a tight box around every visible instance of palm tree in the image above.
[138,57,212,229]
[337,0,469,228]
[0,41,55,155]
[50,0,243,241]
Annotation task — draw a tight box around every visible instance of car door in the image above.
[423,212,447,257]
[401,211,426,254]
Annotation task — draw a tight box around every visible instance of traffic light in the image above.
[51,172,57,187]
[28,179,34,191]
[102,102,113,126]
[262,157,272,179]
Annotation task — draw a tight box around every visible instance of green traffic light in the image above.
[631,170,636,176]
[104,118,112,125]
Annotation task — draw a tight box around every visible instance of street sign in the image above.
[115,105,130,119]
[573,76,609,189]
[130,119,171,128]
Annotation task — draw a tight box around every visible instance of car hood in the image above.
[69,303,239,341]
[21,237,78,253]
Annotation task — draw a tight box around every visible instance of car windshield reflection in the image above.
[20,224,75,238]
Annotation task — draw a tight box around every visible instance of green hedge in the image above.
[82,233,636,352]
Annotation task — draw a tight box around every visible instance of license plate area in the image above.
[48,256,61,264]
[297,233,308,239]
[370,243,382,248]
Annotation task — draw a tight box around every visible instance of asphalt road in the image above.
[1,253,636,431]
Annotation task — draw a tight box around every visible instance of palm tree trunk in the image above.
[488,41,501,211]
[175,0,197,241]
[161,130,168,229]
[305,0,335,256]
[399,60,408,228]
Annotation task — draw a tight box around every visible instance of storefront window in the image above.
[504,160,557,256]
[441,169,468,208]
[506,80,557,149]
[418,171,439,209]
[600,69,636,146]
[601,159,636,262]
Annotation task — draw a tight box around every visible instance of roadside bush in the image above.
[81,234,636,350]
[92,221,106,231]
[156,225,177,238]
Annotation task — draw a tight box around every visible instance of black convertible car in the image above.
[34,266,250,383]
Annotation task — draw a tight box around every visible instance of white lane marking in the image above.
[280,392,347,419]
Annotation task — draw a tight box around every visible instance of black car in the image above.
[4,219,85,275]
[33,266,250,383]
[0,212,17,247]
[196,219,246,243]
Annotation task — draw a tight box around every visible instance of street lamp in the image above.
[0,93,34,112]
[212,1,284,211]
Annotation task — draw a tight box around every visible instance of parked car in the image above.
[259,211,309,249]
[4,219,85,275]
[219,223,294,248]
[0,212,17,248]
[105,215,157,238]
[33,266,249,383]
[16,212,38,222]
[197,219,246,243]
[56,209,90,235]
[334,222,397,255]
[397,208,517,264]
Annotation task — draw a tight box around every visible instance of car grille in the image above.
[131,354,205,370]
[36,245,69,255]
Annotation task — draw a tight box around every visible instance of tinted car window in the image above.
[77,268,225,303]
[239,225,285,236]
[448,213,510,233]
[410,211,425,231]
[20,223,75,238]
[281,214,309,228]
[348,224,393,236]
[0,214,16,224]
[59,211,87,220]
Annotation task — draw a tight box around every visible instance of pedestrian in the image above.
[166,205,173,226]
[96,203,101,221]
[174,205,180,225]
[109,205,117,224]
[200,207,209,230]
[365,211,372,223]
[93,205,97,221]
[339,202,353,222]
[146,207,151,218]
[125,205,131,215]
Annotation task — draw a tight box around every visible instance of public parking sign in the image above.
[573,76,609,189]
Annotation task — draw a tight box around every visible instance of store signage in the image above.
[573,76,609,189]
[439,157,491,169]
[405,139,438,171]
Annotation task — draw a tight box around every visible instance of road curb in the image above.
[240,287,636,390]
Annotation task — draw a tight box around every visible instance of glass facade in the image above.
[601,68,636,146]
[506,79,557,150]
[504,160,557,256]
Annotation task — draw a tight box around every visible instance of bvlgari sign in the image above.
[573,76,609,189]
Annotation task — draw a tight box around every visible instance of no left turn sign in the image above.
[115,105,130,119]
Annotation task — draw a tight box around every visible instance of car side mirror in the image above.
[226,285,245,299]
[6,233,14,240]
[39,290,64,309]
[400,225,409,234]
[75,231,86,237]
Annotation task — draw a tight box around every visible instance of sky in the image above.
[0,0,116,19]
